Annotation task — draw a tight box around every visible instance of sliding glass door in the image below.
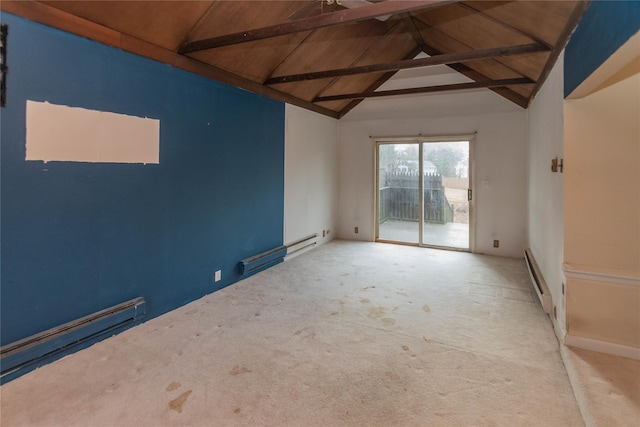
[376,137,473,251]
[378,143,420,243]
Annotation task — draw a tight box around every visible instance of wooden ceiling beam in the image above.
[179,0,455,54]
[458,2,554,50]
[527,0,591,107]
[425,49,529,107]
[401,13,429,49]
[411,17,532,107]
[314,77,533,102]
[338,46,423,118]
[1,0,340,118]
[264,42,548,84]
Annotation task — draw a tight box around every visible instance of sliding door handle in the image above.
[467,189,472,201]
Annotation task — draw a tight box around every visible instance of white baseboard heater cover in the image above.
[1,297,146,379]
[524,249,552,313]
[239,234,319,276]
[286,233,318,256]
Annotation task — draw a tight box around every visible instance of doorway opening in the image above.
[375,136,474,251]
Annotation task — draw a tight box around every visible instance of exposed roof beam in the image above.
[179,0,455,54]
[429,54,529,107]
[265,43,548,84]
[401,13,429,48]
[527,0,592,107]
[458,2,553,50]
[314,77,533,102]
[338,46,424,118]
[0,0,340,118]
[410,17,531,107]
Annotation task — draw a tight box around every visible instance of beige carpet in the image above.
[561,345,640,427]
[1,240,583,426]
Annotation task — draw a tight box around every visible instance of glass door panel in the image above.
[377,143,420,243]
[421,141,470,249]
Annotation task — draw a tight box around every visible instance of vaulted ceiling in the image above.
[2,0,591,119]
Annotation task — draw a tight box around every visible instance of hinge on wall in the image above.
[551,157,564,173]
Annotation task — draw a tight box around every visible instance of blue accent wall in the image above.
[564,0,640,97]
[1,14,285,346]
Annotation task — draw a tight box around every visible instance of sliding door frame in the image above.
[374,134,476,253]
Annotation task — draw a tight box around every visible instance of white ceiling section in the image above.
[343,53,523,121]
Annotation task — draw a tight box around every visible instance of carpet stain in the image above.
[234,408,241,414]
[423,304,431,312]
[184,309,198,316]
[229,366,252,376]
[360,286,375,291]
[362,334,377,343]
[256,293,265,301]
[166,382,181,392]
[402,345,410,352]
[369,306,387,318]
[360,298,370,304]
[330,311,339,316]
[385,372,400,381]
[396,292,409,297]
[392,306,400,311]
[382,317,396,326]
[294,327,316,339]
[168,390,192,413]
[341,273,350,277]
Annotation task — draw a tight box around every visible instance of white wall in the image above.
[338,110,529,257]
[284,104,340,249]
[527,53,566,335]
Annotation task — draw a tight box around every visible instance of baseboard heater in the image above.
[1,297,146,378]
[286,233,318,256]
[524,249,552,313]
[239,234,319,276]
[239,245,288,276]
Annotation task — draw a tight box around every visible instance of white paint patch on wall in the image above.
[284,104,339,252]
[26,101,160,164]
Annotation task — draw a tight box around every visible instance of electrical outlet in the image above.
[327,229,330,235]
[322,230,326,237]
[493,240,499,248]
[354,226,359,234]
[214,270,221,282]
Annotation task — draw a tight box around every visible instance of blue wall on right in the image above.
[564,0,640,97]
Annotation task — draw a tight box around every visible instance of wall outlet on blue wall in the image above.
[214,270,222,282]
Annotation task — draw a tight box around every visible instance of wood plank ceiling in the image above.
[2,0,591,119]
